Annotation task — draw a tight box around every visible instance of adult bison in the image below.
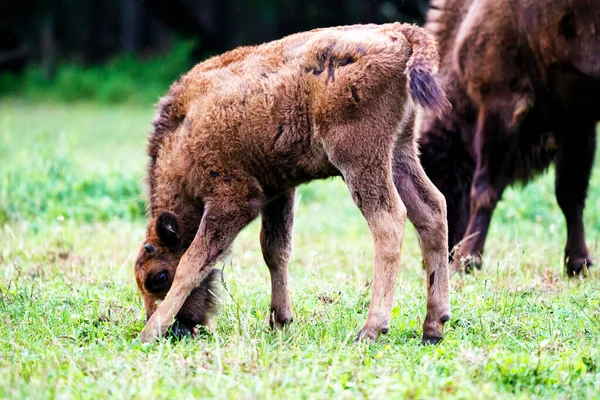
[406,0,600,275]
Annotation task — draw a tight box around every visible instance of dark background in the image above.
[0,1,430,102]
[1,0,429,73]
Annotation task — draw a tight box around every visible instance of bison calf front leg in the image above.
[139,199,260,343]
[260,189,295,328]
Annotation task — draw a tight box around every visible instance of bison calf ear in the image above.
[156,211,182,248]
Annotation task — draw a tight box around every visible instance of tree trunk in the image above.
[121,0,140,53]
[40,12,56,80]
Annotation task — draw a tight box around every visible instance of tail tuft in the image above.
[409,67,451,117]
[400,24,451,118]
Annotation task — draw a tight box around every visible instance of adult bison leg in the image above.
[555,121,596,276]
[260,189,295,328]
[393,137,450,344]
[139,198,261,342]
[452,109,517,273]
[417,127,474,260]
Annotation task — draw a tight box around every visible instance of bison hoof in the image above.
[566,256,593,277]
[269,310,294,330]
[354,326,379,343]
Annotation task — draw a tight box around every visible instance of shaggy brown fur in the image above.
[413,0,600,275]
[133,23,451,345]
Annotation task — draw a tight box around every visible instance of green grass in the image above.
[1,101,600,399]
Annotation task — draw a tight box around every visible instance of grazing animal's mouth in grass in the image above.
[145,269,224,340]
[166,319,198,339]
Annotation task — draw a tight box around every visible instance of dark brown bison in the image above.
[409,0,600,275]
[134,23,452,344]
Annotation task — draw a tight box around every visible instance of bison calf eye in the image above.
[146,270,170,293]
[154,271,168,285]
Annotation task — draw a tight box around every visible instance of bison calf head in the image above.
[134,211,221,338]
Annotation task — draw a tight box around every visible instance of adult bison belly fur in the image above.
[132,23,452,344]
[411,0,600,276]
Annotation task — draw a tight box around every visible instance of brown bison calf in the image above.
[412,0,600,275]
[134,23,451,344]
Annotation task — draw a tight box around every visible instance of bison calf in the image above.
[413,0,600,275]
[134,23,451,344]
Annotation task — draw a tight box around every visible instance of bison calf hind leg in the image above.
[393,139,450,344]
[327,127,407,343]
[352,181,406,342]
[260,189,295,328]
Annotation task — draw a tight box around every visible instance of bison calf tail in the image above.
[401,24,450,118]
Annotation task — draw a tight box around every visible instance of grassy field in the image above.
[1,100,600,399]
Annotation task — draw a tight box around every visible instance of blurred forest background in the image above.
[0,0,430,103]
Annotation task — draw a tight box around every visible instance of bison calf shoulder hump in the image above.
[134,23,452,345]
